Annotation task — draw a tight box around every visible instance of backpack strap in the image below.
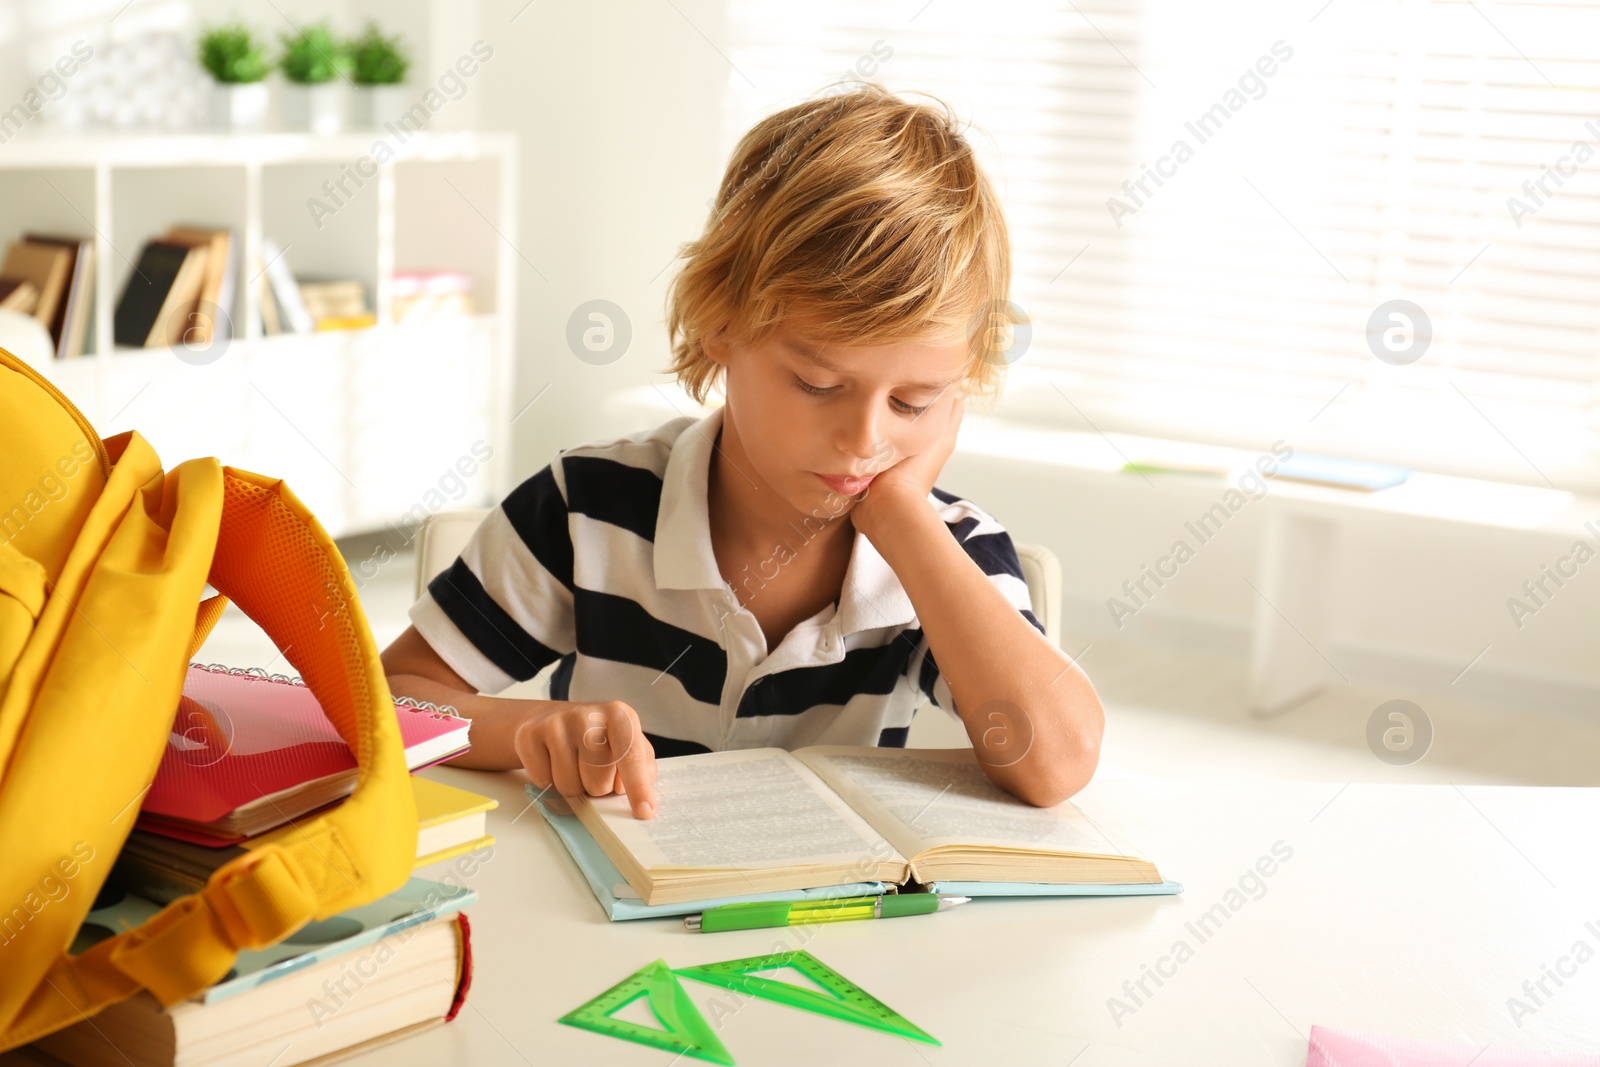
[0,466,415,1047]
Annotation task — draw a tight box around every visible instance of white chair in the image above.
[413,508,493,601]
[1014,540,1062,648]
[413,507,1062,647]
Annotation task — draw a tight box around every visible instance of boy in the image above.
[381,84,1104,820]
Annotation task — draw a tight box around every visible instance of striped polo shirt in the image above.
[407,406,1043,757]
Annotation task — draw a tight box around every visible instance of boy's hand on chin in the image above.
[851,395,965,539]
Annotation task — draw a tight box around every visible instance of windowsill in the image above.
[993,361,1600,503]
[954,414,1587,536]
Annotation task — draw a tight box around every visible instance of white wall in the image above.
[473,0,728,475]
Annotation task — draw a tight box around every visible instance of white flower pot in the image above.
[282,82,344,134]
[351,85,409,129]
[210,82,269,131]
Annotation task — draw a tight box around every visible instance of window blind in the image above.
[720,0,1600,492]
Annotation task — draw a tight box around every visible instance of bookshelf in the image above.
[0,130,517,538]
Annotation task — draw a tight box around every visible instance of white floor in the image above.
[196,540,1600,789]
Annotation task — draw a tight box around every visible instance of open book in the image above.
[569,746,1165,906]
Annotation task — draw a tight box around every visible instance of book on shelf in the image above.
[0,278,39,314]
[560,745,1175,907]
[113,240,209,348]
[161,226,236,347]
[315,313,378,331]
[298,279,365,318]
[258,271,282,335]
[115,776,497,905]
[0,240,71,333]
[260,238,314,333]
[31,877,476,1067]
[20,233,95,359]
[139,662,472,843]
[297,278,375,331]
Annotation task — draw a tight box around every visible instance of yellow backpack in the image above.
[0,346,416,1051]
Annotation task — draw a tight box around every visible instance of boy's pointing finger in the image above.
[617,739,658,819]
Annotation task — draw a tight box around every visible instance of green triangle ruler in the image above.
[558,959,735,1065]
[674,950,939,1046]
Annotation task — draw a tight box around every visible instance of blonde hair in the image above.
[664,83,1013,406]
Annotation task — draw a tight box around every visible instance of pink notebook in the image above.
[139,663,472,843]
[1308,1025,1600,1067]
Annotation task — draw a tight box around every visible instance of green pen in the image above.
[684,894,970,932]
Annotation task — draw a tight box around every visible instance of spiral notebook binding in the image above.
[394,695,464,719]
[190,661,302,687]
[189,660,461,718]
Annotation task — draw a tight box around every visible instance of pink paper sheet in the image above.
[1308,1025,1600,1067]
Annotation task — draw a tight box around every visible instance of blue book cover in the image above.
[529,786,1181,918]
[531,788,890,921]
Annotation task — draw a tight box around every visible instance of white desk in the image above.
[11,768,1597,1067]
[361,766,1600,1066]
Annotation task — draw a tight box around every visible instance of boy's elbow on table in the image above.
[998,731,1102,807]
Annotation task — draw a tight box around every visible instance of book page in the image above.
[795,746,1144,860]
[580,748,905,872]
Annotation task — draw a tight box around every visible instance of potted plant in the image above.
[349,23,410,129]
[279,22,351,134]
[198,23,271,131]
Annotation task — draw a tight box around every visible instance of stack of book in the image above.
[34,876,477,1067]
[112,226,235,351]
[252,257,474,335]
[256,242,374,334]
[300,279,374,331]
[392,271,475,324]
[29,662,496,1067]
[0,234,96,359]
